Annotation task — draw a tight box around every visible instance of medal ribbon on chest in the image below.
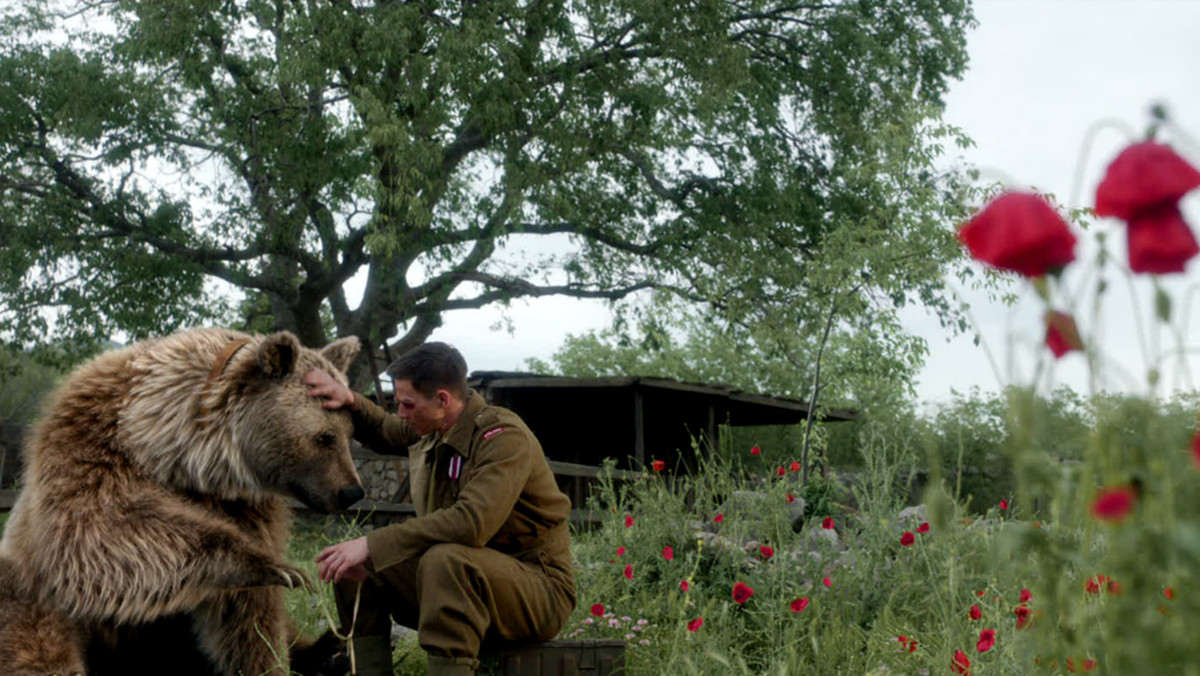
[448,453,463,481]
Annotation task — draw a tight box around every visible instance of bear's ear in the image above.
[256,332,301,379]
[320,336,361,374]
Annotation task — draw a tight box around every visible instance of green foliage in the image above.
[0,345,64,423]
[1,0,975,384]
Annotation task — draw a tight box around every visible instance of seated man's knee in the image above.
[418,543,476,583]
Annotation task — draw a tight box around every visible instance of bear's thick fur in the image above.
[0,556,86,676]
[0,328,363,676]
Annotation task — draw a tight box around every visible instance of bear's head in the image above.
[231,332,366,513]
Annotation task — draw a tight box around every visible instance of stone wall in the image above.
[354,456,407,503]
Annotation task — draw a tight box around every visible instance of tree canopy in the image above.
[0,0,976,384]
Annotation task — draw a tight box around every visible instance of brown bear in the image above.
[0,327,364,676]
[0,556,86,676]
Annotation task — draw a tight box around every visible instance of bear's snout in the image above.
[336,485,365,510]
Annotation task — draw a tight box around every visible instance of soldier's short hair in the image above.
[387,342,468,398]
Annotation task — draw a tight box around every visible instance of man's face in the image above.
[393,379,449,436]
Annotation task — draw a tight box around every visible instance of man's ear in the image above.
[320,336,361,374]
[257,332,301,379]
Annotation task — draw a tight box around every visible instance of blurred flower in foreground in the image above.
[958,191,1076,277]
[952,649,972,675]
[1095,141,1200,274]
[790,597,809,613]
[1090,485,1137,523]
[976,628,996,653]
[651,459,665,472]
[686,617,703,632]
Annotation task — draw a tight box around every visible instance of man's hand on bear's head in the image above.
[303,369,357,411]
[315,537,370,584]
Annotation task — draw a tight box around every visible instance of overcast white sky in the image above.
[424,0,1200,405]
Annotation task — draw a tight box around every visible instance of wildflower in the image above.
[623,564,633,580]
[582,618,594,625]
[608,618,620,628]
[790,597,809,613]
[624,514,634,528]
[713,513,724,524]
[952,650,972,675]
[1095,141,1200,273]
[1014,604,1031,630]
[616,546,626,557]
[822,576,832,588]
[822,516,835,530]
[1019,588,1032,603]
[958,191,1076,277]
[975,590,985,597]
[750,446,761,456]
[759,545,774,559]
[999,499,1009,510]
[786,493,795,503]
[1165,586,1175,600]
[662,546,673,561]
[732,581,754,604]
[1192,432,1200,468]
[1084,575,1120,594]
[680,580,690,592]
[651,459,665,472]
[790,461,800,472]
[1090,485,1136,523]
[1045,310,1084,359]
[590,603,605,617]
[624,633,635,640]
[776,466,785,477]
[687,617,703,632]
[908,640,917,654]
[969,604,982,621]
[638,639,650,647]
[917,522,930,534]
[900,531,915,546]
[976,629,996,653]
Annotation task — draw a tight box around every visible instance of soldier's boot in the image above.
[427,655,477,676]
[347,635,394,676]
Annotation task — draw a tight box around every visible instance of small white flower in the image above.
[624,633,636,640]
[582,618,594,625]
[639,639,650,646]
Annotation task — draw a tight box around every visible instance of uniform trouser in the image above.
[335,543,575,661]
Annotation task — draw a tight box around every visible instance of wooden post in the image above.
[633,386,645,469]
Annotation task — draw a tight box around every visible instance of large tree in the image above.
[0,0,975,384]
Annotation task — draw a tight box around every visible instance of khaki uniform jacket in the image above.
[350,391,575,585]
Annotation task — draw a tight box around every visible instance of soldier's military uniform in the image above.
[337,390,575,676]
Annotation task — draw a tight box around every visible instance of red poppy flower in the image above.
[616,546,626,557]
[822,516,835,530]
[786,493,795,503]
[952,649,972,675]
[687,617,703,632]
[662,546,674,561]
[1091,485,1136,523]
[976,628,996,653]
[590,603,605,617]
[1082,658,1097,672]
[680,580,690,592]
[1014,604,1031,630]
[999,499,1009,511]
[713,513,724,524]
[790,597,809,613]
[776,466,785,477]
[624,514,634,528]
[900,531,915,546]
[1045,310,1084,359]
[822,576,832,588]
[1019,588,1032,603]
[958,191,1077,277]
[759,545,775,559]
[732,581,754,604]
[651,459,665,472]
[908,640,917,654]
[969,604,982,620]
[1095,142,1200,273]
[750,446,761,456]
[897,635,908,648]
[975,590,985,597]
[917,522,930,534]
[790,461,800,472]
[1164,586,1175,600]
[623,564,633,580]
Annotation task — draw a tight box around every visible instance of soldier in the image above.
[303,342,575,676]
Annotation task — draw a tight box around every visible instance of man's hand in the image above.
[304,369,357,411]
[316,537,370,583]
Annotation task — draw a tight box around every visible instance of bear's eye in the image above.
[316,432,337,447]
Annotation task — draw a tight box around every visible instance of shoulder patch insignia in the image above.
[482,427,506,440]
